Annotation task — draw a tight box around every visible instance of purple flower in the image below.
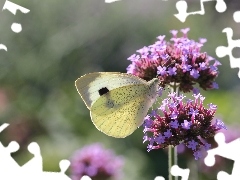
[168,67,177,76]
[164,129,172,138]
[192,87,200,95]
[208,103,217,110]
[70,143,124,180]
[157,35,165,41]
[170,120,179,129]
[214,119,227,130]
[142,93,226,159]
[210,65,218,71]
[181,28,190,37]
[143,134,149,143]
[211,82,219,89]
[189,108,199,117]
[190,69,200,79]
[127,54,139,62]
[157,66,167,76]
[204,143,211,150]
[193,151,202,160]
[187,140,198,150]
[181,120,192,129]
[150,110,158,117]
[170,111,178,119]
[199,62,207,70]
[143,115,153,128]
[170,30,178,37]
[136,46,149,54]
[126,28,220,92]
[182,64,192,72]
[155,134,165,144]
[199,38,207,44]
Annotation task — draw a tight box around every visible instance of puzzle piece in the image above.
[38,160,71,180]
[21,142,42,173]
[105,0,121,3]
[0,123,20,173]
[204,132,240,180]
[215,27,240,78]
[154,176,165,180]
[0,123,71,180]
[0,44,7,51]
[154,165,190,180]
[174,0,226,22]
[233,11,240,23]
[105,0,167,2]
[80,175,92,180]
[2,0,30,15]
[0,123,9,132]
[0,141,20,173]
[171,165,190,180]
[2,0,30,33]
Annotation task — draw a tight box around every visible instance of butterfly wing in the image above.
[90,84,156,138]
[75,72,147,109]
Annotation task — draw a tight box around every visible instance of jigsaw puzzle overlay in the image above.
[154,165,190,180]
[0,124,72,180]
[205,132,240,180]
[175,0,240,78]
[105,0,121,3]
[174,0,226,22]
[0,0,30,51]
[215,27,240,78]
[155,132,240,180]
[1,1,240,180]
[2,0,30,33]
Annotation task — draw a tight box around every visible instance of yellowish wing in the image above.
[90,84,154,138]
[75,72,147,109]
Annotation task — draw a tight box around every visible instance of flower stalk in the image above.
[169,82,179,180]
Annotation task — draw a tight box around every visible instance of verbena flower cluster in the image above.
[126,28,220,92]
[126,28,226,160]
[70,143,124,180]
[143,93,226,160]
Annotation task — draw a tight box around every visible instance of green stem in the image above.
[168,146,174,180]
[168,83,179,180]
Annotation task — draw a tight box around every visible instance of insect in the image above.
[75,72,159,138]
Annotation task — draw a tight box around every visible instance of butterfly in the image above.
[75,72,159,138]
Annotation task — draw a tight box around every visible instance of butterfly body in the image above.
[75,72,159,138]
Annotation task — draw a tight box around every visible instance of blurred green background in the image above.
[0,0,239,179]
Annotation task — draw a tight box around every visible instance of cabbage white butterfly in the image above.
[75,72,159,138]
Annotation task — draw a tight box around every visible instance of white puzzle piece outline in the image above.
[0,44,7,51]
[233,11,240,23]
[204,132,240,180]
[154,165,190,180]
[105,0,121,3]
[174,0,227,22]
[80,175,92,180]
[215,28,240,78]
[0,123,71,180]
[2,0,30,33]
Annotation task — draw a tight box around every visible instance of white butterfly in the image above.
[75,72,159,138]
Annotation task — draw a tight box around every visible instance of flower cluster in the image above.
[126,28,220,92]
[143,92,226,160]
[70,143,124,180]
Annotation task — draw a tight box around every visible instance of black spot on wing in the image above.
[98,87,109,96]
